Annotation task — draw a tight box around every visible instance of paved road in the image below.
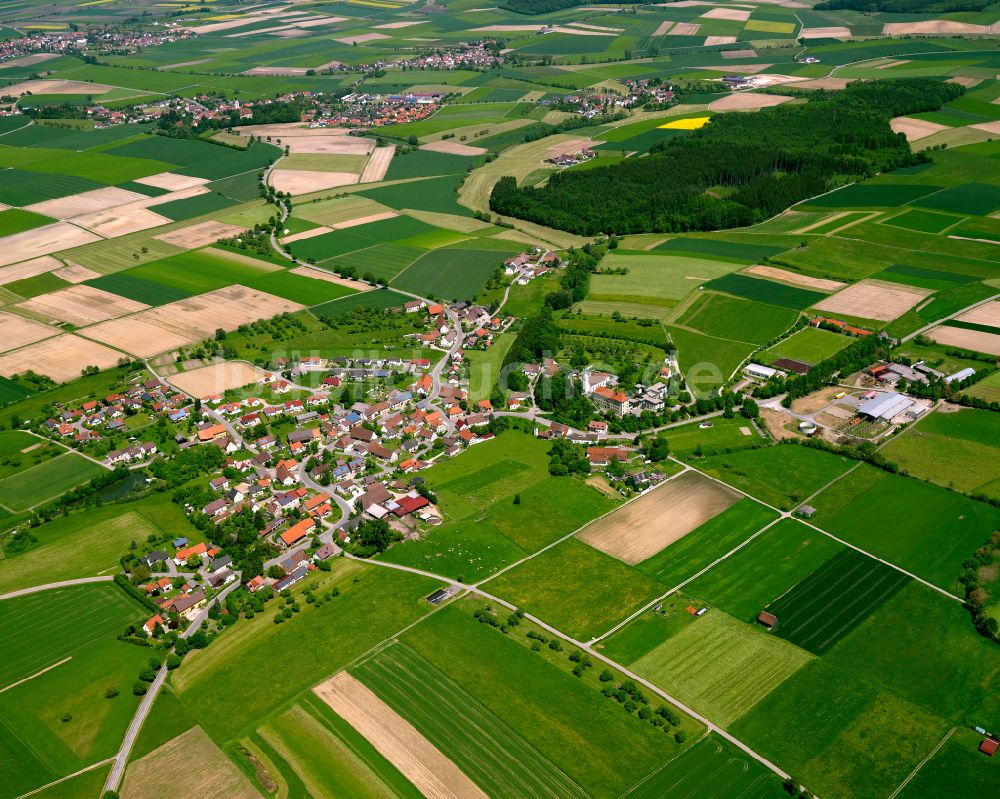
[0,576,113,601]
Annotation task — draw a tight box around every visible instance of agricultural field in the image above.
[0,5,998,799]
[0,584,149,799]
[807,464,1000,593]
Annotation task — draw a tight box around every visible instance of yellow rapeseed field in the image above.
[659,116,711,130]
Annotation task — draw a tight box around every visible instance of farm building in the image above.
[946,367,976,384]
[980,737,998,757]
[757,611,777,629]
[744,363,780,381]
[857,392,914,422]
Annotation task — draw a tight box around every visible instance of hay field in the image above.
[579,471,739,565]
[54,263,101,283]
[17,285,148,326]
[25,187,149,220]
[122,726,262,799]
[0,79,114,96]
[72,205,171,238]
[168,361,268,397]
[0,256,63,285]
[0,311,59,350]
[0,334,123,381]
[314,671,488,799]
[928,325,1000,356]
[708,93,793,111]
[0,222,101,268]
[270,169,358,195]
[134,173,210,191]
[82,285,302,358]
[154,221,244,249]
[359,146,395,183]
[290,266,372,293]
[745,265,845,292]
[890,116,951,142]
[421,141,486,156]
[883,20,997,35]
[955,300,1000,328]
[631,611,813,727]
[296,196,395,227]
[812,278,930,322]
[701,7,750,20]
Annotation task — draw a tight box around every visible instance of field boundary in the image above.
[886,726,955,799]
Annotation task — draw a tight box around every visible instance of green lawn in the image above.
[465,332,515,402]
[0,453,106,512]
[484,537,664,642]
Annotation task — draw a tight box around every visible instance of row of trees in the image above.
[490,79,964,235]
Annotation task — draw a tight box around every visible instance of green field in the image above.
[809,464,1000,592]
[676,293,800,345]
[683,518,844,624]
[731,659,949,799]
[0,208,54,236]
[899,728,1000,799]
[171,559,438,741]
[392,246,513,302]
[0,494,199,595]
[381,433,618,581]
[623,733,787,799]
[590,252,741,303]
[917,182,1000,216]
[882,208,962,235]
[881,408,1000,498]
[764,547,910,654]
[398,602,701,798]
[311,288,411,318]
[630,610,813,727]
[353,642,586,799]
[694,444,853,511]
[0,453,106,512]
[968,370,1000,404]
[705,273,826,311]
[800,183,941,209]
[665,325,756,386]
[761,326,852,367]
[484,537,664,642]
[0,584,148,798]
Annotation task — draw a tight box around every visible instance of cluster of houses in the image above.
[0,26,191,70]
[547,148,597,167]
[504,249,563,284]
[313,92,441,129]
[406,300,512,353]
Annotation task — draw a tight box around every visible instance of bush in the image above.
[104,687,119,699]
[132,681,148,696]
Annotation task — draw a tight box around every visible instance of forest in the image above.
[500,0,628,13]
[490,79,963,236]
[815,0,993,12]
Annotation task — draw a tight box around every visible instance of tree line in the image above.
[490,79,964,235]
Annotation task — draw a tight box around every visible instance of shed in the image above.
[757,611,778,629]
[796,505,817,519]
[980,737,999,757]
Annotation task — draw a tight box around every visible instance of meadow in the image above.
[483,537,666,642]
[675,293,800,346]
[171,559,438,742]
[0,583,148,798]
[761,326,852,366]
[391,246,513,301]
[0,452,106,512]
[881,408,1000,498]
[731,659,949,799]
[705,273,826,310]
[684,518,844,625]
[765,547,911,654]
[0,494,199,594]
[808,464,1000,592]
[692,444,853,511]
[381,432,618,581]
[630,610,813,727]
[622,733,786,799]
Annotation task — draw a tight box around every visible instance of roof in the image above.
[857,392,914,421]
[980,737,998,756]
[757,611,777,627]
[280,518,315,546]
